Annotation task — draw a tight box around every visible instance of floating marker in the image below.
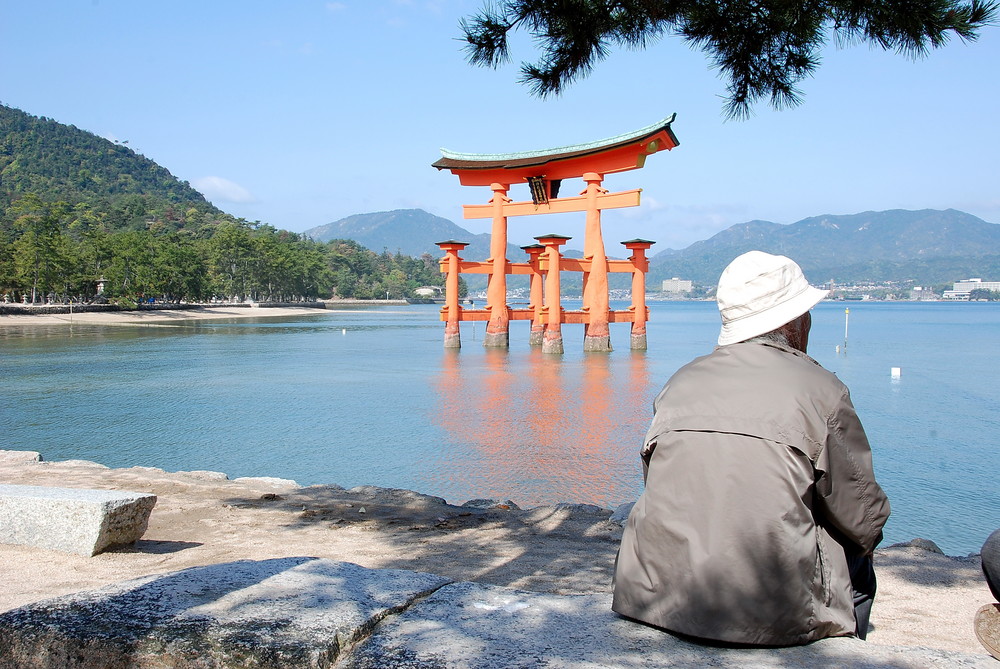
[342,328,346,335]
[844,308,850,351]
[891,367,901,380]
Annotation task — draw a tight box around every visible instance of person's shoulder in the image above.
[730,342,847,388]
[670,347,724,377]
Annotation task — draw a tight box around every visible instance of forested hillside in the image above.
[0,104,221,233]
[0,105,452,304]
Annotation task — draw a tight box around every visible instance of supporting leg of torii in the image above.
[483,182,511,348]
[438,241,468,349]
[623,240,654,350]
[538,234,569,354]
[581,172,611,352]
[523,244,546,347]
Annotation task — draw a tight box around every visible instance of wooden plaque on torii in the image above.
[432,115,679,353]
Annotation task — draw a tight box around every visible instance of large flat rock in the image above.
[339,581,996,668]
[0,558,450,669]
[0,559,993,668]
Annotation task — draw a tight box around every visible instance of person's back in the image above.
[612,251,889,646]
[614,342,872,644]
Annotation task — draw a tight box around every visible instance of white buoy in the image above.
[891,367,901,380]
[342,328,346,335]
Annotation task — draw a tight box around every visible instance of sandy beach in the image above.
[0,305,336,327]
[0,450,994,660]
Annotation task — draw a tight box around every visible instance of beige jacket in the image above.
[612,341,890,646]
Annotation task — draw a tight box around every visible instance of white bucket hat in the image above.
[716,251,829,346]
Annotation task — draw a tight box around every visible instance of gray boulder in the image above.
[609,501,635,526]
[0,484,156,556]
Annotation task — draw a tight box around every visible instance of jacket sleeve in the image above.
[814,389,891,554]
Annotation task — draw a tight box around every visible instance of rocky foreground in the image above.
[0,450,995,667]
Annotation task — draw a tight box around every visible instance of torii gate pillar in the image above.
[537,234,571,354]
[581,172,611,352]
[521,243,546,346]
[623,239,655,350]
[484,182,511,348]
[438,240,469,348]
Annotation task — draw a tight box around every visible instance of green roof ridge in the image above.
[438,114,675,162]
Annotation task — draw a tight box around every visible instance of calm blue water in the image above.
[0,301,997,555]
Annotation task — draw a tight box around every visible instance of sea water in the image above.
[0,301,996,555]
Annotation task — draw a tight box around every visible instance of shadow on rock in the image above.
[223,485,624,595]
[0,558,449,669]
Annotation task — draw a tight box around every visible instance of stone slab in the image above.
[0,558,451,669]
[339,581,997,668]
[0,484,156,556]
[0,449,43,464]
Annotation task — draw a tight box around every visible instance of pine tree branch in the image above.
[459,0,999,119]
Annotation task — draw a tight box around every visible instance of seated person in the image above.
[613,251,890,646]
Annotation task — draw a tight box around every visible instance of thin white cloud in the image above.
[192,176,256,204]
[326,2,347,11]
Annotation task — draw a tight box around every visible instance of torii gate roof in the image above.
[433,115,678,187]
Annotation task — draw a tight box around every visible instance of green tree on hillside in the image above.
[149,234,209,302]
[461,0,998,118]
[8,194,72,303]
[208,220,256,301]
[67,202,114,287]
[106,230,156,298]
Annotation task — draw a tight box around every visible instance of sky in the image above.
[2,0,998,252]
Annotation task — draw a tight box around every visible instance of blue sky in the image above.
[2,0,998,251]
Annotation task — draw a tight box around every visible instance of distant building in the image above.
[944,278,1000,300]
[953,278,1000,292]
[661,277,693,294]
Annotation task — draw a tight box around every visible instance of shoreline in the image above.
[0,304,362,327]
[0,450,993,658]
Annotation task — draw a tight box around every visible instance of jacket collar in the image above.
[719,339,823,368]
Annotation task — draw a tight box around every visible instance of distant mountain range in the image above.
[306,208,1000,287]
[650,209,1000,286]
[303,209,578,291]
[304,209,513,260]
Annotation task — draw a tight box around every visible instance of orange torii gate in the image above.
[432,115,679,353]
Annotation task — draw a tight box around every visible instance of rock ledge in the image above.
[0,558,993,669]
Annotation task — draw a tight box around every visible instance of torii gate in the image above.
[432,115,679,353]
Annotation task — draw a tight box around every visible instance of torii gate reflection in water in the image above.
[432,116,679,353]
